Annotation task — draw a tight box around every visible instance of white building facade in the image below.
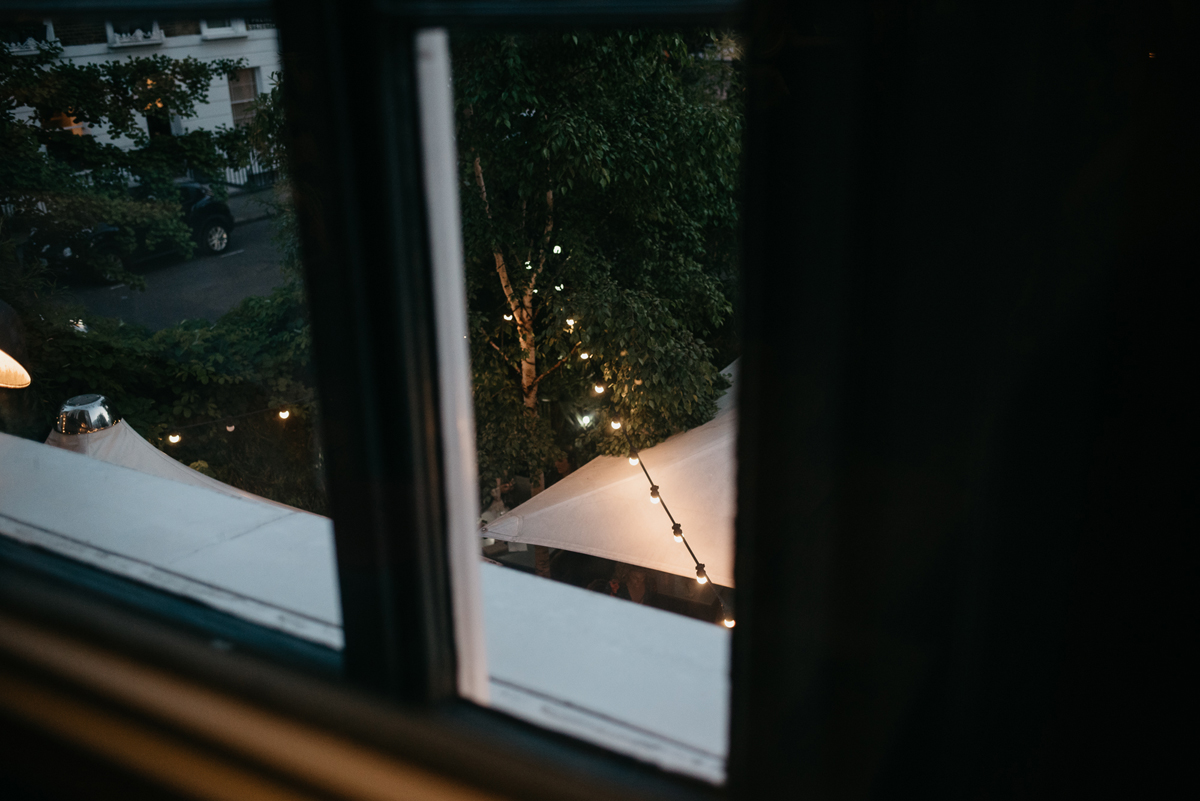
[8,16,280,184]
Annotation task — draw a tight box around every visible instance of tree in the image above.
[0,55,326,513]
[1,38,245,285]
[454,30,742,502]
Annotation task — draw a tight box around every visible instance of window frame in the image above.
[3,0,745,799]
[3,0,1178,797]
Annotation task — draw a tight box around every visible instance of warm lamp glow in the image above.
[0,349,31,389]
[581,415,592,425]
[696,570,708,585]
[610,420,621,430]
[278,410,290,419]
[168,433,181,444]
[503,314,513,321]
[566,318,576,326]
[579,352,589,360]
[723,618,735,628]
[226,425,236,432]
[629,456,639,466]
[594,383,605,394]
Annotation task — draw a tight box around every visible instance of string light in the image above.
[610,420,621,430]
[566,318,576,326]
[581,415,592,425]
[161,396,315,437]
[594,383,605,394]
[168,433,181,444]
[553,245,562,254]
[503,314,513,321]
[619,425,734,628]
[580,352,590,360]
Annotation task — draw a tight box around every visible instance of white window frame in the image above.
[106,20,164,49]
[200,18,249,40]
[4,19,54,56]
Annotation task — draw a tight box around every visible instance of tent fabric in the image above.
[483,363,738,588]
[1,431,730,780]
[45,420,298,512]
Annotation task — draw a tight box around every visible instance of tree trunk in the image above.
[519,292,537,408]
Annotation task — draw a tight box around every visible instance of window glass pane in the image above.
[0,13,340,664]
[438,27,744,783]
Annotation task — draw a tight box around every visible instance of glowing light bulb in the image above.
[594,384,605,394]
[555,284,564,291]
[650,485,660,504]
[566,318,576,326]
[168,433,181,444]
[696,566,708,585]
[723,618,735,628]
[580,352,590,360]
[503,314,513,321]
[610,420,621,430]
[226,425,235,432]
[672,523,683,542]
[525,262,532,270]
[581,415,592,425]
[629,456,639,466]
[553,245,562,254]
[279,410,290,419]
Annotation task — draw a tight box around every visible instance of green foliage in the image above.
[1,40,246,283]
[454,30,741,498]
[0,248,325,512]
[0,57,324,512]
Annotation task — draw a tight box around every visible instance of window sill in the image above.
[201,31,250,40]
[108,35,165,49]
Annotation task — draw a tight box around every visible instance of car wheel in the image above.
[199,219,230,254]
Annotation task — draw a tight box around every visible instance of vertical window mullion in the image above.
[275,0,457,704]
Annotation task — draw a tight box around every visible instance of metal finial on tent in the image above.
[56,394,118,435]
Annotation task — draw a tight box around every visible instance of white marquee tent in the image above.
[483,362,738,588]
[1,425,730,782]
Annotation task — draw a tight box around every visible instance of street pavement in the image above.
[64,218,289,331]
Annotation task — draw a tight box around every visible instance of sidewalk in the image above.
[225,185,281,225]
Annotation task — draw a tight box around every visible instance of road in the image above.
[65,218,287,331]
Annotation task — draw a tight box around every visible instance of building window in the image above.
[160,20,200,37]
[200,18,248,40]
[106,19,163,48]
[228,68,258,127]
[47,18,106,47]
[2,19,52,54]
[45,111,88,136]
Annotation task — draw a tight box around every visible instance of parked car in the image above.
[178,182,236,256]
[35,181,235,283]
